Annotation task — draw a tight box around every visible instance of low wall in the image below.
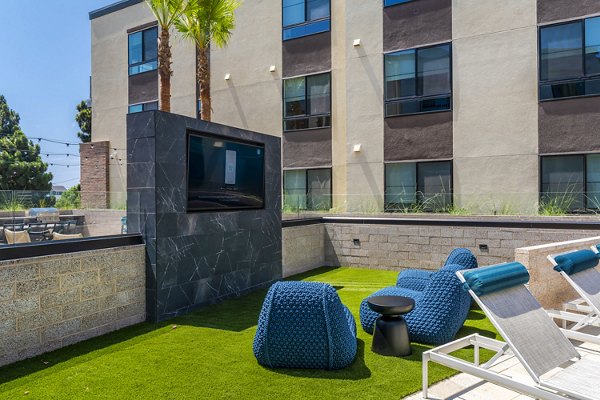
[282,224,325,278]
[0,244,145,367]
[515,236,600,309]
[281,217,600,275]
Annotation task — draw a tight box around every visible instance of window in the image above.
[283,168,332,211]
[385,161,452,211]
[283,0,330,41]
[540,154,600,211]
[128,26,158,75]
[128,101,158,114]
[283,73,331,131]
[539,17,600,100]
[384,0,414,6]
[385,43,451,117]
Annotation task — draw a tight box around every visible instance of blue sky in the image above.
[0,0,113,189]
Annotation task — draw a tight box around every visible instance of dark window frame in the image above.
[283,72,332,132]
[128,101,158,114]
[283,167,333,211]
[538,17,600,101]
[128,26,158,76]
[539,153,600,211]
[384,42,453,118]
[384,160,453,212]
[384,0,416,7]
[282,0,331,41]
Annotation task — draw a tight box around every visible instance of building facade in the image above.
[89,0,600,214]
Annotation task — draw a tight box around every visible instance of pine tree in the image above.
[0,95,53,191]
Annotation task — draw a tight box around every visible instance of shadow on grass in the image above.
[262,339,371,380]
[0,320,171,385]
[178,267,347,333]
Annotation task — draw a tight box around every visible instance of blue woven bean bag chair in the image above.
[396,248,478,291]
[253,281,357,370]
[359,265,472,345]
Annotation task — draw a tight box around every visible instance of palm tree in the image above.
[145,0,189,112]
[175,0,241,121]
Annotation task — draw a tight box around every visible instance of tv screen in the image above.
[187,132,265,211]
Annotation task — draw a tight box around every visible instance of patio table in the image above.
[367,295,414,357]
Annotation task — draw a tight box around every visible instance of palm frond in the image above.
[175,0,241,49]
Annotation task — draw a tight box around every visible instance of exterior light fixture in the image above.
[353,144,361,153]
[353,39,361,47]
[224,73,231,80]
[269,65,277,72]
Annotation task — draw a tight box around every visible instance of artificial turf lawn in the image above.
[0,267,499,399]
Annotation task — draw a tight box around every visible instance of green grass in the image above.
[0,267,499,400]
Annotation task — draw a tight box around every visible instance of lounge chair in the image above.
[396,247,478,291]
[423,262,600,400]
[253,281,357,370]
[52,232,84,240]
[546,247,600,339]
[359,264,472,344]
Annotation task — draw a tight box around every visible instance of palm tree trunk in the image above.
[158,28,172,112]
[198,45,211,121]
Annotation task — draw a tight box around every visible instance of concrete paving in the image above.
[404,334,600,400]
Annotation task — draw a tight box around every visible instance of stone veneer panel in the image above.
[0,244,145,367]
[127,111,282,321]
[282,224,325,278]
[515,236,600,310]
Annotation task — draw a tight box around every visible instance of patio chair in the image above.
[253,281,357,370]
[396,248,478,291]
[546,247,600,340]
[359,264,472,344]
[4,228,31,245]
[423,262,600,400]
[52,232,84,240]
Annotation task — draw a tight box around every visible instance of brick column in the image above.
[80,141,109,209]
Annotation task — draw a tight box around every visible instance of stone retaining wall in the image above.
[282,224,325,277]
[0,244,145,367]
[323,223,600,270]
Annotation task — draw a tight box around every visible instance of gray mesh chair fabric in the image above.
[568,268,600,314]
[474,284,580,379]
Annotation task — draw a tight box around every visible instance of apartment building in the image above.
[89,0,600,214]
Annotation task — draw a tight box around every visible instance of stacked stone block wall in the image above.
[322,223,600,271]
[0,245,145,367]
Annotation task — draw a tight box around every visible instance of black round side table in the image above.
[367,295,415,357]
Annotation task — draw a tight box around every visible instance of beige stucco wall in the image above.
[210,0,282,137]
[91,3,197,201]
[452,0,539,214]
[336,2,385,212]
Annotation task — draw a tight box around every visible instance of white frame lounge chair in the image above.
[423,262,600,400]
[546,247,600,337]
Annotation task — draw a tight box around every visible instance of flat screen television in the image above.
[187,131,265,211]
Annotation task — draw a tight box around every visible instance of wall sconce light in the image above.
[269,65,277,72]
[353,39,361,47]
[353,144,362,153]
[224,73,231,80]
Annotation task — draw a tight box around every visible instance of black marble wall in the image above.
[127,111,282,321]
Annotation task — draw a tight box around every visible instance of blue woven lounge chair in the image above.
[359,264,472,345]
[396,248,478,291]
[253,281,357,370]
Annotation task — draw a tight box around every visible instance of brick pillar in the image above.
[80,141,109,209]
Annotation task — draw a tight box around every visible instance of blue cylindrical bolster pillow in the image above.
[553,249,600,276]
[462,262,529,296]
